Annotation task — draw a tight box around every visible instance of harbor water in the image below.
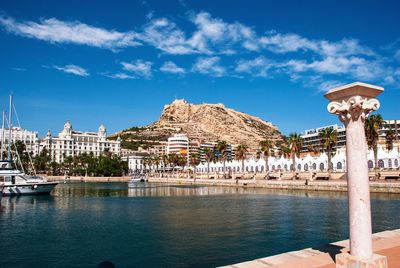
[0,182,399,267]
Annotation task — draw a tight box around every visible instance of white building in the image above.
[195,145,400,174]
[0,127,39,155]
[301,120,400,153]
[122,154,146,173]
[167,134,189,155]
[40,121,121,163]
[301,124,346,152]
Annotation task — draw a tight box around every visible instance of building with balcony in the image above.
[40,121,121,163]
[0,127,39,155]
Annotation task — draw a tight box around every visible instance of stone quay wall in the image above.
[147,177,400,194]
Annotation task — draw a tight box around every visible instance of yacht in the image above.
[0,160,58,196]
[0,95,58,196]
[128,173,147,188]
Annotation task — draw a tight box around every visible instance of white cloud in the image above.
[192,56,225,77]
[188,12,259,54]
[12,67,26,71]
[0,16,140,51]
[121,60,153,78]
[259,33,317,53]
[140,18,195,55]
[235,56,271,77]
[105,73,135,79]
[160,61,185,74]
[53,64,89,76]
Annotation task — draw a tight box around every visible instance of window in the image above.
[297,164,301,171]
[388,159,392,168]
[368,160,373,169]
[395,159,399,167]
[304,164,308,171]
[378,160,384,168]
[319,163,324,171]
[312,163,317,170]
[337,162,343,170]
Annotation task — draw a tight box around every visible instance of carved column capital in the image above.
[327,95,380,125]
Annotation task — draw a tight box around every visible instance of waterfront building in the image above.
[301,124,346,152]
[40,121,121,163]
[0,127,40,155]
[301,119,400,153]
[195,146,400,174]
[167,133,189,155]
[121,153,148,174]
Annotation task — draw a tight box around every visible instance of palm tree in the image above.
[277,142,291,159]
[385,129,395,151]
[287,133,303,173]
[259,139,274,172]
[189,153,200,171]
[216,140,228,179]
[235,144,248,174]
[153,155,161,176]
[307,144,320,155]
[161,154,169,174]
[203,147,214,179]
[365,114,384,175]
[319,128,338,173]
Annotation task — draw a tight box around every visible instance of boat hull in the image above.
[2,182,58,196]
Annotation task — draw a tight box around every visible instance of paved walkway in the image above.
[220,229,400,268]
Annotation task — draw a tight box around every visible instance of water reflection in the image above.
[0,182,399,268]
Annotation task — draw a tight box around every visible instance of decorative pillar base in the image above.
[336,253,388,268]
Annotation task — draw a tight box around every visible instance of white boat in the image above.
[0,160,58,196]
[131,174,147,182]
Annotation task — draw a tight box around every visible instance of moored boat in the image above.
[0,160,58,196]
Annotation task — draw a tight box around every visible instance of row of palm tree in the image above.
[144,114,395,179]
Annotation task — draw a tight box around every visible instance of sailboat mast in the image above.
[1,111,5,160]
[7,95,13,161]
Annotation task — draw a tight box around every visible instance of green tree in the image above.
[235,144,248,173]
[385,129,395,151]
[287,133,303,173]
[319,128,338,172]
[216,140,229,179]
[203,148,214,179]
[259,139,274,172]
[365,114,384,174]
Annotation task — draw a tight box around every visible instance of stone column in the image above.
[325,82,387,267]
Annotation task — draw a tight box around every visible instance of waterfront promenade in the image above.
[45,172,400,193]
[220,229,400,268]
[147,175,400,193]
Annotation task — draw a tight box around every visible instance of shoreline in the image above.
[147,177,400,194]
[44,175,400,194]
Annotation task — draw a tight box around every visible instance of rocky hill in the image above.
[113,99,283,149]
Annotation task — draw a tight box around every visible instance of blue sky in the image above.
[0,0,399,137]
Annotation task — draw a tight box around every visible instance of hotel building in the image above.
[40,121,121,163]
[0,127,40,155]
[301,119,400,153]
[167,134,189,155]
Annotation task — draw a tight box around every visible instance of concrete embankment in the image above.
[45,176,131,182]
[220,229,400,268]
[147,177,400,193]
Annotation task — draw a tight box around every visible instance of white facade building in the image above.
[301,124,346,152]
[0,127,39,155]
[167,134,189,155]
[122,155,146,173]
[40,121,121,163]
[195,145,400,174]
